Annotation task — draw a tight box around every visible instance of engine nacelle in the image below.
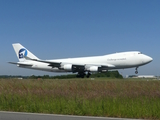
[63,64,72,71]
[88,66,99,72]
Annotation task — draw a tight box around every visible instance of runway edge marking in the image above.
[0,111,142,120]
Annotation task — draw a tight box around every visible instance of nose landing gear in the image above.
[135,67,138,74]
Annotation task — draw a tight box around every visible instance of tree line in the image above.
[28,71,123,79]
[0,71,123,79]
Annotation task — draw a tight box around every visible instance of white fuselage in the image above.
[18,51,152,73]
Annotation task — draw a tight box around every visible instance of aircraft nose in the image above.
[144,55,153,63]
[149,56,153,62]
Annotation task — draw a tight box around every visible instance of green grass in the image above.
[0,78,160,119]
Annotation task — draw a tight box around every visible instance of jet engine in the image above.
[63,64,72,71]
[88,66,99,72]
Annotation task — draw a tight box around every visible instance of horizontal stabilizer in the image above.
[8,62,33,66]
[8,62,18,65]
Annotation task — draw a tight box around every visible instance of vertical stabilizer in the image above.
[12,43,39,62]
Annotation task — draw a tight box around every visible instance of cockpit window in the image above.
[138,52,142,54]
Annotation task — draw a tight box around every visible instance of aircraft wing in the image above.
[26,58,115,72]
[24,56,61,67]
[29,59,62,68]
[25,58,85,71]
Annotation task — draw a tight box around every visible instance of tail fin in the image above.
[12,43,39,62]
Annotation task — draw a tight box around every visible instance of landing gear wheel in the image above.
[86,72,91,78]
[81,76,84,78]
[77,72,86,78]
[135,67,138,74]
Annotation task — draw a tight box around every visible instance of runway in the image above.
[0,111,141,120]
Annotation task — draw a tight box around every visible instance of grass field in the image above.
[0,78,160,119]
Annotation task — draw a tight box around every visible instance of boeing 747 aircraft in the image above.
[9,43,153,78]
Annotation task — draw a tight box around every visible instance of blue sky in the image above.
[0,0,159,76]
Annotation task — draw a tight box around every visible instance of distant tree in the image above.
[29,75,36,79]
[25,70,123,79]
[42,75,50,79]
[91,71,123,78]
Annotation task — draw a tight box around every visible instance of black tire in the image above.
[135,71,138,74]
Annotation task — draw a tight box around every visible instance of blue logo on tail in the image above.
[19,48,28,59]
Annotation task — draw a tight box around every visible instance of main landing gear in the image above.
[86,72,91,78]
[135,67,138,74]
[76,72,91,78]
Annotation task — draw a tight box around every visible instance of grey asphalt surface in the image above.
[0,111,142,120]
